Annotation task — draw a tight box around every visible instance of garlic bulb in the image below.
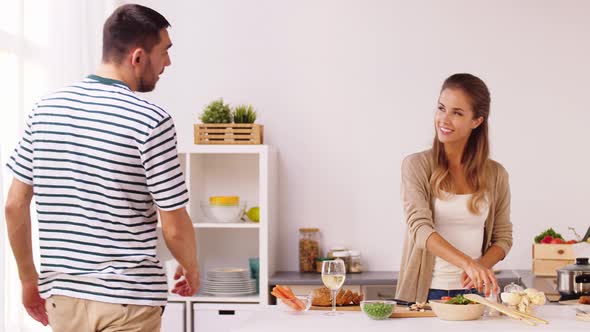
[524,288,546,305]
[502,288,546,313]
[500,292,522,306]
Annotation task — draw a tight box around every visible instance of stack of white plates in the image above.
[202,268,257,296]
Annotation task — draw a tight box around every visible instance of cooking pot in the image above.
[557,257,590,297]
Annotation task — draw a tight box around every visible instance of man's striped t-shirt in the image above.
[7,75,188,306]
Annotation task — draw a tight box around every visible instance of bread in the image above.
[311,287,332,306]
[579,296,590,305]
[311,286,363,306]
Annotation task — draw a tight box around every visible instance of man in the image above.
[5,4,199,331]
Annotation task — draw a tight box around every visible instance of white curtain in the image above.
[0,1,120,331]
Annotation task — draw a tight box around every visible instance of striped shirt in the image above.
[7,74,188,306]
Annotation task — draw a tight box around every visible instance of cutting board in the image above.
[310,305,436,318]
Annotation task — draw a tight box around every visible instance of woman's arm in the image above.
[400,155,436,249]
[426,233,499,296]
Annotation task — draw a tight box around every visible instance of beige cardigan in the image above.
[395,150,513,303]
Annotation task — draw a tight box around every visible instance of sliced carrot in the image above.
[291,297,306,310]
[271,290,285,300]
[274,285,291,299]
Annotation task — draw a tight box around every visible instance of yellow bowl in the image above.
[209,196,240,206]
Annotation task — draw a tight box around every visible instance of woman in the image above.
[395,73,513,303]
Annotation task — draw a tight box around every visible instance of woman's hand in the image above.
[461,258,498,296]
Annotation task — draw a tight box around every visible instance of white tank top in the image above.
[430,193,489,290]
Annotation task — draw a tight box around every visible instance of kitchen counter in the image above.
[270,270,521,286]
[233,305,588,332]
[270,271,400,285]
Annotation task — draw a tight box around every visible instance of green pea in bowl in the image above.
[360,300,396,320]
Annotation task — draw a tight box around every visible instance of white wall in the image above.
[132,0,590,271]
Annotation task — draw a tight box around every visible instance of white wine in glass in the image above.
[321,259,346,315]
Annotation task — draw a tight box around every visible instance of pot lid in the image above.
[557,257,590,272]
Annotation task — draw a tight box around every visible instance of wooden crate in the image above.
[194,124,263,145]
[532,243,575,276]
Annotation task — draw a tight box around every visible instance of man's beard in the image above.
[137,74,156,92]
[137,59,157,92]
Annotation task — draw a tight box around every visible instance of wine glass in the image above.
[321,259,346,315]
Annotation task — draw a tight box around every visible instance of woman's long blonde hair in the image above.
[430,73,491,215]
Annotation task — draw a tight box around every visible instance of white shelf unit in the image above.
[156,145,278,332]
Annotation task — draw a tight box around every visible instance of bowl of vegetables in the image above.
[429,294,485,321]
[360,300,396,320]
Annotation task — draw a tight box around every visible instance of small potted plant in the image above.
[232,104,257,124]
[199,98,232,124]
[195,99,263,144]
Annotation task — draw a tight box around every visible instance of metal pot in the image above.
[557,257,590,296]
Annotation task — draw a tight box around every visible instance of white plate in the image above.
[203,288,256,293]
[204,280,256,285]
[202,290,257,296]
[208,268,248,274]
[203,285,256,290]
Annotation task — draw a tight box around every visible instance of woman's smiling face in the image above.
[435,88,483,145]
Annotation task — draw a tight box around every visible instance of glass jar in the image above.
[332,251,351,272]
[327,247,348,259]
[315,257,330,273]
[348,250,362,273]
[299,228,320,272]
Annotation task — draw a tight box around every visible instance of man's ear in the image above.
[130,48,144,66]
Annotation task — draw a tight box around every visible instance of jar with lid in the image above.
[327,247,348,259]
[348,250,362,273]
[315,257,330,273]
[299,228,321,272]
[332,251,351,272]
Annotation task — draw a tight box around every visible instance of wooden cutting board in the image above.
[310,305,436,318]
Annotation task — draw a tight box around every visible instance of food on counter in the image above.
[429,299,485,321]
[299,228,320,272]
[535,228,578,244]
[580,296,590,305]
[360,301,395,320]
[444,294,476,305]
[310,286,363,306]
[534,228,565,243]
[501,288,546,313]
[271,285,307,311]
[409,302,428,312]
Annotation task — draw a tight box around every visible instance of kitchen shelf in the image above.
[158,222,260,229]
[157,144,278,332]
[193,222,260,229]
[178,144,272,154]
[168,294,260,304]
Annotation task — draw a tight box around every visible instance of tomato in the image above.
[541,235,553,244]
[566,240,578,244]
[441,296,452,302]
[550,238,565,244]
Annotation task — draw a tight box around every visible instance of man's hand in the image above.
[171,265,200,297]
[22,279,48,326]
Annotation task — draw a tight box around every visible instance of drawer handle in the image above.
[557,249,565,255]
[219,310,235,315]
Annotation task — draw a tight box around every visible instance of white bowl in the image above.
[429,300,485,321]
[276,295,312,313]
[200,202,246,223]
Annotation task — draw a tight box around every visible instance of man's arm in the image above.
[5,178,48,326]
[159,207,200,296]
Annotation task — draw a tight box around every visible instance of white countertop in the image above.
[233,305,588,332]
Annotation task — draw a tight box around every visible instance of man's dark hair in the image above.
[102,4,170,64]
